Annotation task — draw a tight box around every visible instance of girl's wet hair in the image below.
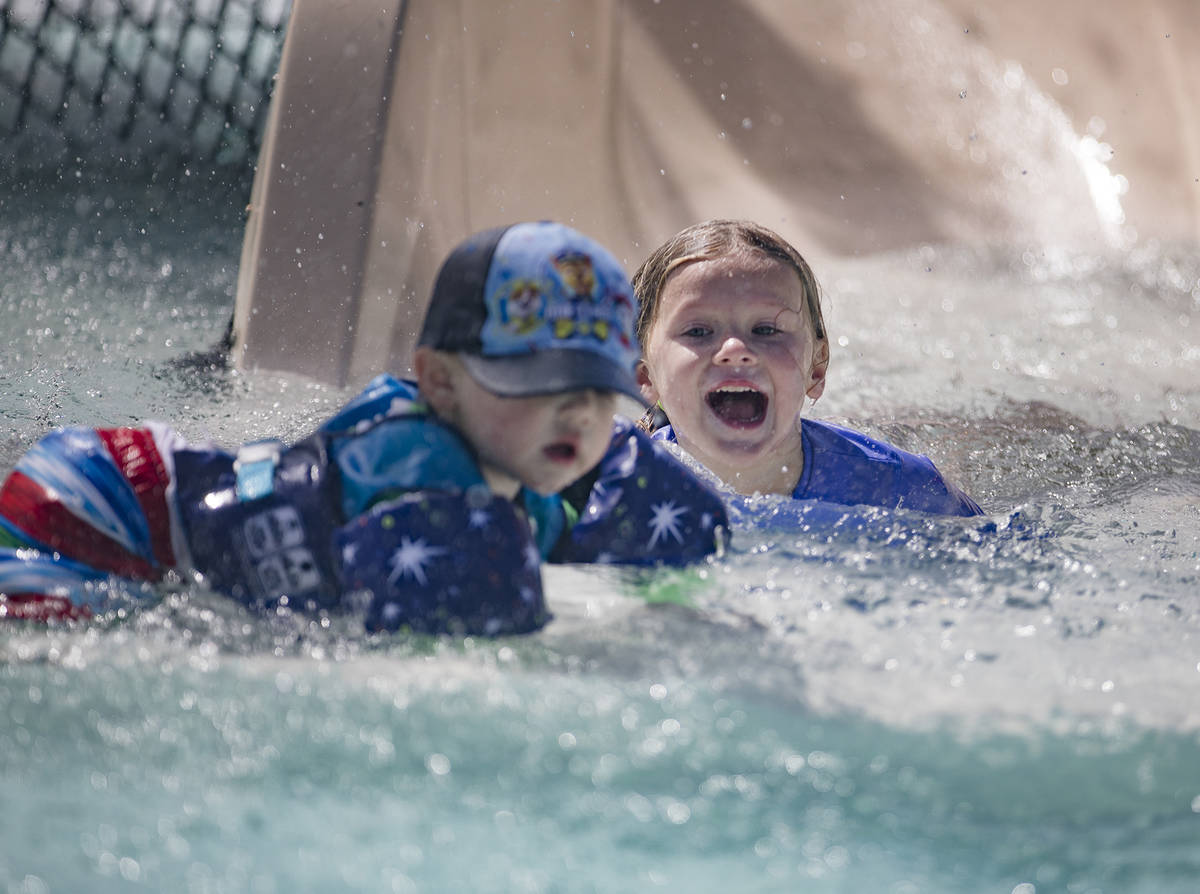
[632,219,827,349]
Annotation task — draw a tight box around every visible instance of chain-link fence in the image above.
[0,0,292,173]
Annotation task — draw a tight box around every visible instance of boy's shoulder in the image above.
[318,373,577,557]
[798,418,982,516]
[319,374,488,519]
[320,373,423,434]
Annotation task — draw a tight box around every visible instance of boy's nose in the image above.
[559,389,601,425]
[714,336,756,365]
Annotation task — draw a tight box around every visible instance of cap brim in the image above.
[460,349,643,402]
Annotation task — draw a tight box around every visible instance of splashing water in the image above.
[1,146,1198,893]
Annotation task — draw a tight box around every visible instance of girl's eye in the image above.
[681,326,712,338]
[752,324,780,336]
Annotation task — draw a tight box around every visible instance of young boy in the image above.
[633,219,982,517]
[0,222,728,632]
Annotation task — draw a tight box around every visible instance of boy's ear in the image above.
[414,347,458,415]
[635,360,660,406]
[806,339,830,402]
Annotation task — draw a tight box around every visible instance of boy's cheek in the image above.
[583,429,611,465]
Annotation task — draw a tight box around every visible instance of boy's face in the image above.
[637,250,828,495]
[420,352,616,497]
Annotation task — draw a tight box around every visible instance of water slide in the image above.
[232,0,1199,387]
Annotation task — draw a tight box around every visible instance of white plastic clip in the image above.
[234,439,283,502]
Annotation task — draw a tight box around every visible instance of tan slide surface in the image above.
[234,0,1199,387]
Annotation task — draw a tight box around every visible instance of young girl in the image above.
[633,219,982,517]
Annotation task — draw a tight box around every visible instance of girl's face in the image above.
[638,250,828,495]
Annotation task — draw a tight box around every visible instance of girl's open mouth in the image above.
[706,385,767,427]
[543,441,579,464]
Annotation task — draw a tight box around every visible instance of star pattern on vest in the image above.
[387,536,448,586]
[648,500,687,548]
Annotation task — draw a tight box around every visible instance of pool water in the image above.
[1,166,1199,892]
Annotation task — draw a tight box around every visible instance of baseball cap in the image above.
[417,221,642,400]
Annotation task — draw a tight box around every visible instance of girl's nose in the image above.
[714,336,756,365]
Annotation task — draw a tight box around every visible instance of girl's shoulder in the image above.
[798,418,982,516]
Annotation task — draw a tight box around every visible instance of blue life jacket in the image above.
[174,376,728,632]
[317,376,571,558]
[0,374,729,632]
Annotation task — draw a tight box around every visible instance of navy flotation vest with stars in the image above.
[183,375,727,633]
[0,375,727,634]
